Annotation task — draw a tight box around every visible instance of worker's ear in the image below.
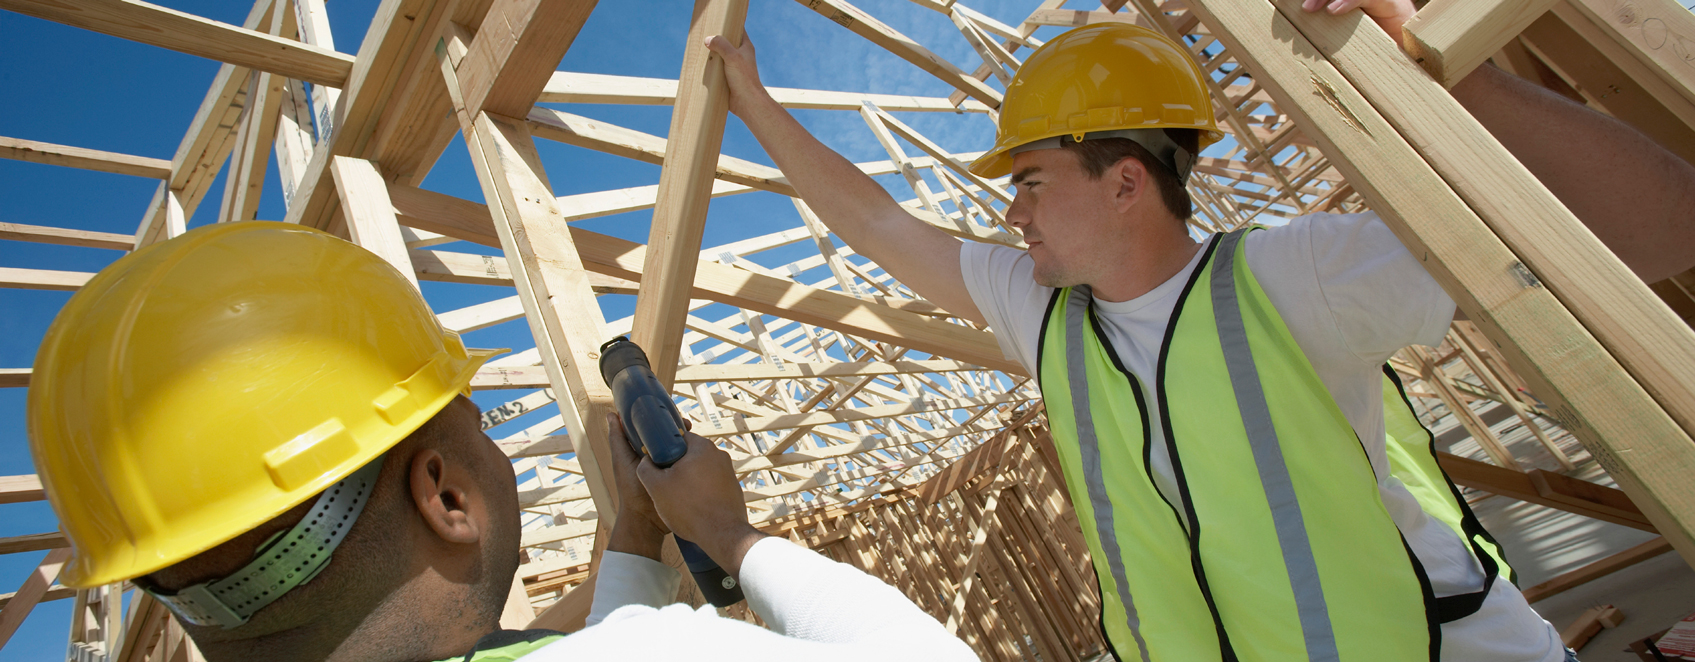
[409,448,483,544]
[1112,156,1150,214]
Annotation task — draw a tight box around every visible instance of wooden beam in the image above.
[472,365,549,390]
[412,248,638,292]
[540,71,994,112]
[0,0,354,86]
[1565,0,1695,112]
[1559,604,1623,650]
[0,136,170,179]
[0,584,73,610]
[733,420,999,474]
[1437,452,1655,531]
[281,0,468,231]
[1025,8,1143,27]
[219,3,287,227]
[0,222,132,250]
[0,548,70,648]
[1180,0,1695,565]
[1524,4,1695,164]
[527,110,1021,247]
[348,0,498,193]
[1403,0,1561,88]
[332,156,418,288]
[439,295,527,333]
[135,0,275,248]
[674,359,981,383]
[870,106,1014,205]
[1293,4,1695,449]
[455,0,597,118]
[386,185,1020,373]
[946,490,1002,634]
[631,0,748,387]
[527,108,795,196]
[0,532,69,555]
[446,96,621,529]
[527,571,595,632]
[1521,536,1673,603]
[0,475,44,504]
[0,267,94,291]
[792,0,1002,108]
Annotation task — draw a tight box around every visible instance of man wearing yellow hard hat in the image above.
[27,222,978,661]
[705,0,1695,659]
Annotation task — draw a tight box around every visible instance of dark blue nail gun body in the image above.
[598,336,746,607]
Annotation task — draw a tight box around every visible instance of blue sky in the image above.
[0,0,1087,656]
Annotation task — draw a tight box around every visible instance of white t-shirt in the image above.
[519,537,977,660]
[960,212,1561,662]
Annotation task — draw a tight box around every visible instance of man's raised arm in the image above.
[704,35,987,325]
[1316,0,1695,284]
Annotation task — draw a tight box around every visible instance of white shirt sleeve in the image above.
[534,538,977,660]
[1246,212,1456,369]
[584,550,682,627]
[959,241,1054,375]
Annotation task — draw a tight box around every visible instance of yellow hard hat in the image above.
[970,23,1224,180]
[28,221,500,592]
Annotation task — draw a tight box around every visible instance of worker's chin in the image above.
[1031,264,1080,289]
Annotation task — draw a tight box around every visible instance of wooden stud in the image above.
[632,0,748,386]
[331,156,417,288]
[0,0,354,86]
[0,137,170,180]
[1403,0,1561,88]
[0,548,70,648]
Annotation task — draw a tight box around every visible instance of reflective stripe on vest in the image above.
[1038,229,1438,662]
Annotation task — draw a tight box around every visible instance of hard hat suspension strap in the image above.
[1010,129,1196,185]
[146,456,386,629]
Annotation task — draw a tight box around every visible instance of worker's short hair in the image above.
[1062,129,1197,221]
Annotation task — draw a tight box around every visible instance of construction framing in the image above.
[2,0,1694,659]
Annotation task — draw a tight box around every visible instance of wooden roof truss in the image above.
[2,0,1694,657]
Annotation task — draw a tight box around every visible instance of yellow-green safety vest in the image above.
[1037,228,1503,662]
[1381,366,1514,589]
[435,630,566,662]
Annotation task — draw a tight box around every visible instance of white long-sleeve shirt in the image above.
[520,537,978,660]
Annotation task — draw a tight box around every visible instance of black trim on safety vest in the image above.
[1090,564,1129,662]
[1035,288,1064,389]
[1399,535,1444,662]
[1082,306,1167,520]
[1150,234,1237,662]
[1381,365,1510,620]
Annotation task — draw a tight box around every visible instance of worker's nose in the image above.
[1006,191,1031,229]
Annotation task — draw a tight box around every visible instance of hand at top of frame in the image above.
[1298,0,1418,46]
[704,32,772,118]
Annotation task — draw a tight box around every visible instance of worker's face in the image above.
[1005,149,1129,288]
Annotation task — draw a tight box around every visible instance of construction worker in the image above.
[26,222,976,662]
[704,0,1695,659]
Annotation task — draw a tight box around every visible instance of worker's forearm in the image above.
[735,94,911,259]
[1449,64,1695,283]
